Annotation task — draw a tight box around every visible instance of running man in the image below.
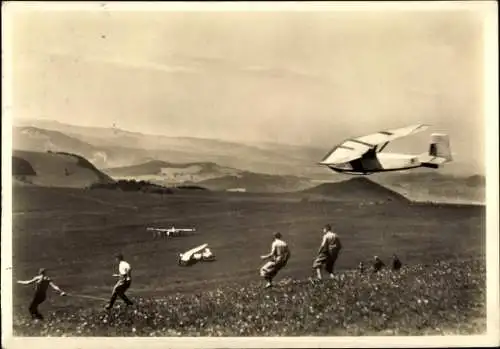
[313,224,343,280]
[105,253,134,310]
[260,232,291,288]
[17,268,66,320]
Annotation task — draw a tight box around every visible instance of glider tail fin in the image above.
[429,133,452,161]
[419,133,453,168]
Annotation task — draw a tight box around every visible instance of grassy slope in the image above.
[12,150,114,188]
[11,186,485,335]
[13,260,485,336]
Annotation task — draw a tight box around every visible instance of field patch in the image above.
[11,186,485,336]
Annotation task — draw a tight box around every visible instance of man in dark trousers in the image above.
[105,253,134,310]
[313,224,343,280]
[260,232,291,288]
[17,268,66,320]
[392,254,402,271]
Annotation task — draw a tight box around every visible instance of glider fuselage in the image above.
[328,152,423,175]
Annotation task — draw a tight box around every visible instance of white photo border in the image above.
[2,1,498,348]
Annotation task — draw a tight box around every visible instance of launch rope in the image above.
[66,293,109,301]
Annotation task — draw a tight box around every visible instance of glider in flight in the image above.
[319,124,452,175]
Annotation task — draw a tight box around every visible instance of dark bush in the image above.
[89,179,173,195]
[175,185,207,191]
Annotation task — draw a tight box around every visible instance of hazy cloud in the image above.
[7,5,489,173]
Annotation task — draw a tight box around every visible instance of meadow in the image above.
[11,186,486,336]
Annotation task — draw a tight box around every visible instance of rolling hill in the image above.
[12,126,163,170]
[13,119,332,179]
[103,160,315,192]
[301,177,410,203]
[103,160,241,182]
[12,150,114,188]
[198,172,315,193]
[13,127,110,168]
[370,170,486,204]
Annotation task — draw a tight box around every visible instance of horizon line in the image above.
[13,117,322,149]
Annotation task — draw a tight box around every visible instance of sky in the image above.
[6,3,491,172]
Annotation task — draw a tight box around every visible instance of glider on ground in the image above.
[147,226,196,238]
[178,243,216,266]
[319,124,452,175]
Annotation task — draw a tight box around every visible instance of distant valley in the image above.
[11,119,485,204]
[103,160,315,193]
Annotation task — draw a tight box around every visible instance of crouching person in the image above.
[372,255,385,273]
[260,232,291,288]
[392,254,402,271]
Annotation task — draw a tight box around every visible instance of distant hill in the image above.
[14,119,332,179]
[370,170,486,204]
[12,119,486,203]
[301,177,410,203]
[103,160,241,183]
[104,160,314,193]
[12,150,115,188]
[198,171,315,193]
[13,126,113,169]
[464,174,486,187]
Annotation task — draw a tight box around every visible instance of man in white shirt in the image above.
[17,268,66,320]
[260,232,291,288]
[105,253,133,310]
[312,224,342,280]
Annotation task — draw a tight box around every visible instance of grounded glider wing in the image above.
[181,243,208,262]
